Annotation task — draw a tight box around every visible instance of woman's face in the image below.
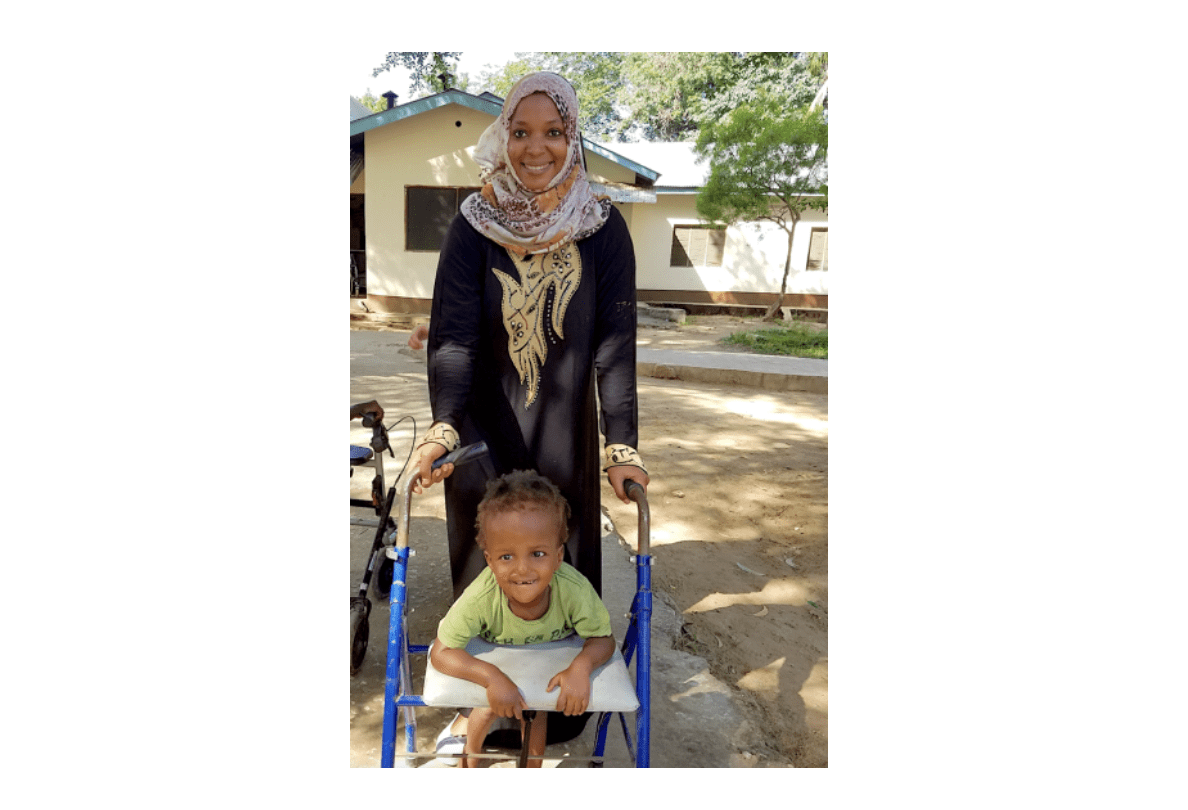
[507,92,568,192]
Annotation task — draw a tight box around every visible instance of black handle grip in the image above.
[432,441,489,471]
[366,415,389,454]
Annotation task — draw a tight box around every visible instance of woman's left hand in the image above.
[607,466,649,504]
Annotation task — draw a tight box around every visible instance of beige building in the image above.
[350,89,827,315]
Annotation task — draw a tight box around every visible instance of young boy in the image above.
[429,470,616,767]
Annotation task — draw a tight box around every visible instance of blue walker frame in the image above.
[378,469,652,768]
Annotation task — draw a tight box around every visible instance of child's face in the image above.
[480,507,565,620]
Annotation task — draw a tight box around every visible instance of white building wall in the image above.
[362,105,494,302]
[354,106,826,310]
[629,193,828,298]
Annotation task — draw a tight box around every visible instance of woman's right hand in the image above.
[409,442,453,494]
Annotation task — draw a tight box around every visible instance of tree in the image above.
[371,52,462,98]
[475,52,543,97]
[695,52,821,126]
[476,52,625,141]
[356,92,387,114]
[695,95,828,321]
[619,52,740,141]
[619,52,824,141]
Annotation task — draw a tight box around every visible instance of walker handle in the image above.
[625,480,650,556]
[432,441,489,471]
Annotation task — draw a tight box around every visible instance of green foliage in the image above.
[618,52,740,141]
[720,322,828,359]
[370,51,827,144]
[476,53,542,96]
[696,53,820,126]
[694,98,828,227]
[475,52,625,141]
[372,52,462,97]
[805,52,828,80]
[468,51,825,144]
[356,92,387,114]
[619,52,821,141]
[695,89,827,320]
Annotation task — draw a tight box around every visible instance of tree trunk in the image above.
[763,217,798,321]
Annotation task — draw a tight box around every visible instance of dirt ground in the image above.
[626,315,828,767]
[350,314,827,767]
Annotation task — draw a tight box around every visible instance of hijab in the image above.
[460,71,610,256]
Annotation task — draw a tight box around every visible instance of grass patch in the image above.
[720,322,828,359]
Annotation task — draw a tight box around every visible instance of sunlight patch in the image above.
[736,656,786,694]
[683,578,810,613]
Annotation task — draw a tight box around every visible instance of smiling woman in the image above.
[410,72,648,747]
[507,93,568,192]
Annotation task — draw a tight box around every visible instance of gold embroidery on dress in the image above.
[492,244,582,407]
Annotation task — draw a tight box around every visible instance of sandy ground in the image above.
[350,315,827,767]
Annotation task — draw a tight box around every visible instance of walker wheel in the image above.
[376,557,394,599]
[350,599,371,675]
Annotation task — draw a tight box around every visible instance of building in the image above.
[350,89,827,315]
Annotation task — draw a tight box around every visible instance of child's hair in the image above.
[475,469,570,547]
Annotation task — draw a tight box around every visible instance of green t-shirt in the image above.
[436,562,612,648]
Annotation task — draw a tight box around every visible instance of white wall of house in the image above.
[362,104,493,302]
[628,193,828,300]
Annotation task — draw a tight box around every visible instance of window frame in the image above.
[670,224,727,268]
[806,227,829,272]
[404,185,482,253]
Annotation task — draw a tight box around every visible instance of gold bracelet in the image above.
[420,422,460,453]
[603,444,647,474]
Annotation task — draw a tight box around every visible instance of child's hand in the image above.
[547,663,593,716]
[485,672,529,719]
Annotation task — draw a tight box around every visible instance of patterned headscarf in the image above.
[460,72,610,256]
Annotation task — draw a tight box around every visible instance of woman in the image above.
[410,72,649,750]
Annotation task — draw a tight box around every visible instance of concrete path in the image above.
[637,347,826,394]
[350,314,828,393]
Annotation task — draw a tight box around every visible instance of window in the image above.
[806,228,829,271]
[670,225,726,268]
[405,186,482,251]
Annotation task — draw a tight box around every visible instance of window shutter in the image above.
[706,229,725,267]
[687,228,708,265]
[807,229,828,271]
[671,228,693,267]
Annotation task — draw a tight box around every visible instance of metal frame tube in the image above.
[380,541,412,768]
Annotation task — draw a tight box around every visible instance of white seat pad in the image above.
[422,635,639,712]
